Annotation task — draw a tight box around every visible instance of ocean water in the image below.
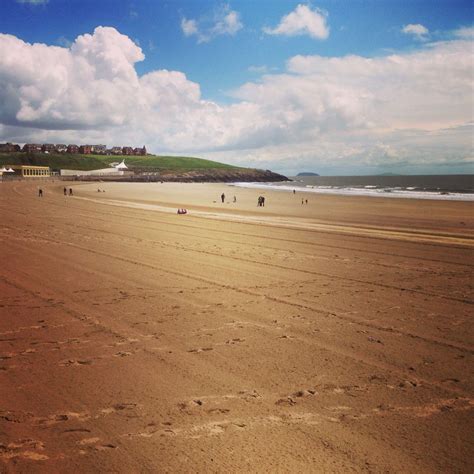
[231,175,474,201]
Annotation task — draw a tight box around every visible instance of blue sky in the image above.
[0,0,472,174]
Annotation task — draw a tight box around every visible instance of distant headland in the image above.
[296,172,320,177]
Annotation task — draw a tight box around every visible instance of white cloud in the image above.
[181,18,198,37]
[16,0,48,4]
[181,5,242,43]
[454,26,474,39]
[263,4,329,40]
[212,10,242,36]
[402,23,429,41]
[248,65,269,74]
[0,27,472,174]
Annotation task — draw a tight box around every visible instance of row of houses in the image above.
[0,142,147,156]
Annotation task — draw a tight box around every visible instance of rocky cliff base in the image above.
[71,168,289,183]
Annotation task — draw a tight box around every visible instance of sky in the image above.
[0,0,473,175]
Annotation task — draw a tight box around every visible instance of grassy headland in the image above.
[0,151,289,182]
[0,152,239,172]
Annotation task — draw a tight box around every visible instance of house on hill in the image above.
[92,144,107,154]
[110,147,122,155]
[0,143,21,152]
[56,144,67,153]
[79,145,92,154]
[23,144,42,153]
[134,146,147,155]
[122,146,134,155]
[42,144,56,153]
[67,144,79,153]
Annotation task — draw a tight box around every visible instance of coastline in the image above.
[1,180,473,472]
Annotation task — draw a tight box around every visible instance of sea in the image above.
[231,175,474,201]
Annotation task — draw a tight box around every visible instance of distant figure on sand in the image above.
[69,188,73,196]
[305,199,308,204]
[63,187,67,196]
[221,193,225,203]
[233,196,237,203]
[302,199,304,205]
[258,196,265,207]
[293,189,296,194]
[38,188,43,197]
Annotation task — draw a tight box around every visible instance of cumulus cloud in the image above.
[181,5,242,43]
[0,26,472,174]
[0,27,144,130]
[402,23,429,41]
[263,4,329,40]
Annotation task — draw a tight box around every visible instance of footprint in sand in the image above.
[37,411,91,426]
[78,437,117,451]
[275,389,317,406]
[101,403,138,416]
[114,351,133,357]
[0,439,48,461]
[78,437,101,445]
[187,347,213,353]
[59,359,93,367]
[225,338,245,345]
[206,408,230,414]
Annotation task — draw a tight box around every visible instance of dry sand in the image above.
[0,180,473,473]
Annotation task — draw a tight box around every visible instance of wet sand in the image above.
[0,180,473,473]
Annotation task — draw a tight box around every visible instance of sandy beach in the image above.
[0,180,473,473]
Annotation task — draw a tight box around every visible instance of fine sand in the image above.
[0,180,473,473]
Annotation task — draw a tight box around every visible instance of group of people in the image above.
[38,186,74,197]
[220,193,237,203]
[257,195,265,207]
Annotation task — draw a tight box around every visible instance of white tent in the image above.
[114,160,128,170]
[6,167,14,172]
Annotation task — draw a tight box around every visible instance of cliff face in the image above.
[73,168,289,183]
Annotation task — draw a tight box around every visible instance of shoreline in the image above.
[230,181,474,202]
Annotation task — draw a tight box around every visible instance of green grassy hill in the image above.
[0,152,240,172]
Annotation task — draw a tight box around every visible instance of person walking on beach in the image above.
[261,196,265,207]
[305,199,308,204]
[69,188,73,196]
[233,195,237,203]
[302,198,304,205]
[63,187,67,196]
[38,188,43,197]
[221,193,225,203]
[293,189,296,194]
